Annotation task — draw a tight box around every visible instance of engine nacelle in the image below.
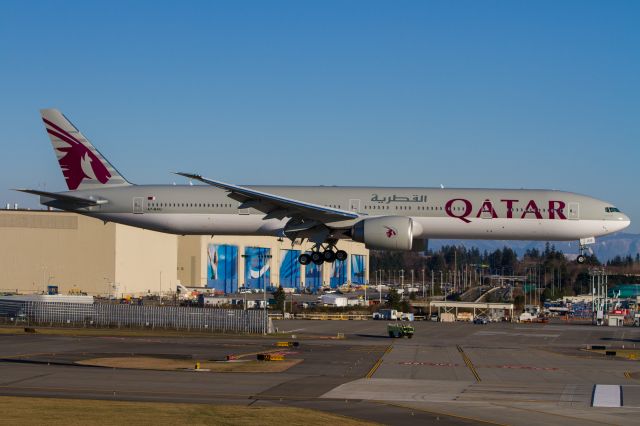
[351,216,414,251]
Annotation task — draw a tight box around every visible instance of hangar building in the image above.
[0,210,368,296]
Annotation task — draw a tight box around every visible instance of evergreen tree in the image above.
[272,286,286,313]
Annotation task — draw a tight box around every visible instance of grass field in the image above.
[0,396,375,426]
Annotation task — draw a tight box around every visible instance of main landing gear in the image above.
[298,245,347,265]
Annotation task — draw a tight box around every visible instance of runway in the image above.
[1,321,639,425]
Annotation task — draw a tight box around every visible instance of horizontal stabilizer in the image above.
[14,189,108,206]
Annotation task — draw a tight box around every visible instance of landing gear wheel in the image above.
[577,254,586,264]
[335,250,348,262]
[298,253,312,265]
[311,251,324,265]
[323,250,336,263]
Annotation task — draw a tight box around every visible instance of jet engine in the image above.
[351,216,414,250]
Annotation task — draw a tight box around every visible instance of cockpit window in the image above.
[605,207,620,213]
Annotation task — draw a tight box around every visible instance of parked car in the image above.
[473,316,488,324]
[430,313,439,322]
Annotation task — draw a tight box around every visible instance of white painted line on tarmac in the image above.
[592,384,621,407]
[474,331,559,338]
[280,328,306,333]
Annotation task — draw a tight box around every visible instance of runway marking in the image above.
[592,384,621,407]
[365,344,392,379]
[279,328,306,333]
[474,331,559,338]
[457,345,481,382]
[477,365,560,371]
[399,361,460,367]
[1,373,52,387]
[396,362,559,371]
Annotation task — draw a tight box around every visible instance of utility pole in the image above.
[379,270,382,305]
[454,249,457,292]
[431,270,434,297]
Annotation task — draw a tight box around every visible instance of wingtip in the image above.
[175,171,204,181]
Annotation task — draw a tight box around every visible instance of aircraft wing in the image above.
[176,172,359,222]
[14,189,108,207]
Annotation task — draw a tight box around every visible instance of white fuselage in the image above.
[45,185,631,242]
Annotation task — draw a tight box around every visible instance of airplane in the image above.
[17,109,630,266]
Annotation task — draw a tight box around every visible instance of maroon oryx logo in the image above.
[43,118,111,190]
[385,226,397,238]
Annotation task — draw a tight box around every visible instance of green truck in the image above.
[387,322,414,338]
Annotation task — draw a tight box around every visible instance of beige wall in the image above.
[0,210,177,296]
[0,211,116,295]
[0,210,369,296]
[177,235,206,287]
[114,225,177,297]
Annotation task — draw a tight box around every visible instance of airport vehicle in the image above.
[373,309,399,320]
[457,312,473,322]
[388,322,414,338]
[19,109,631,265]
[473,316,488,324]
[519,312,536,322]
[399,312,415,321]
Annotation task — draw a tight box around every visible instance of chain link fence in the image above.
[0,300,272,334]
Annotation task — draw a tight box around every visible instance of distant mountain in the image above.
[427,233,640,262]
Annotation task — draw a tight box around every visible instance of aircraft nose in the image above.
[616,213,631,230]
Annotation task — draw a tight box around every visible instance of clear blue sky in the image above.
[1,1,639,231]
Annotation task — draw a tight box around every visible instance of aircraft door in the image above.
[133,197,144,214]
[568,202,579,220]
[349,199,361,213]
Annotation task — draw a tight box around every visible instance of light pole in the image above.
[431,270,434,297]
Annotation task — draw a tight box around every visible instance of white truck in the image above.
[373,309,398,320]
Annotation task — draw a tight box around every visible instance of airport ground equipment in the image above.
[275,341,299,347]
[257,353,285,361]
[387,322,414,338]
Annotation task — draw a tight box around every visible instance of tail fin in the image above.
[40,108,131,190]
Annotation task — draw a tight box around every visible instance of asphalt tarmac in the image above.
[1,320,639,425]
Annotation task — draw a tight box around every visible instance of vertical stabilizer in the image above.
[40,108,131,190]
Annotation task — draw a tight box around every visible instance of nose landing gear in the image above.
[576,237,595,264]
